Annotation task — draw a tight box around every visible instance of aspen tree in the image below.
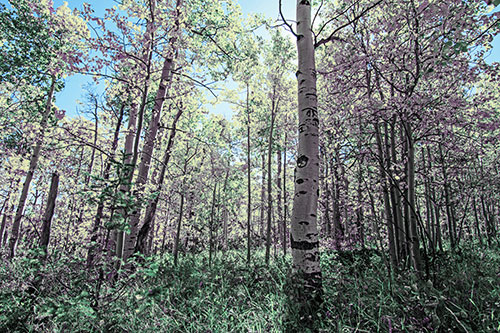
[290,0,323,312]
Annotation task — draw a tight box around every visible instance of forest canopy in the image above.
[1,0,500,331]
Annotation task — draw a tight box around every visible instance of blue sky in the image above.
[2,0,500,119]
[46,0,295,118]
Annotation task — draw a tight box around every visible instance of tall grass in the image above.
[0,243,498,332]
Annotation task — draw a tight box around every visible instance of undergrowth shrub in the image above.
[0,243,498,332]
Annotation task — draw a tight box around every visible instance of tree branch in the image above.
[279,0,298,38]
[314,0,382,49]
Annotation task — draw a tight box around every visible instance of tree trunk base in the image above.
[285,270,324,332]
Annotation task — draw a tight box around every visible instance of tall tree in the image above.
[288,0,323,314]
[8,77,56,258]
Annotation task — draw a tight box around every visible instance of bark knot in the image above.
[297,155,309,168]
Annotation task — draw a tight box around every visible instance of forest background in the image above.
[1,0,500,332]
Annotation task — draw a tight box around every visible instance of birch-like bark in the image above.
[291,0,322,306]
[115,103,138,262]
[135,107,183,255]
[390,118,404,259]
[0,210,7,249]
[0,181,15,251]
[123,0,182,261]
[9,77,56,259]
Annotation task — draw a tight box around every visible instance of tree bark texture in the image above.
[123,0,182,262]
[290,0,322,311]
[115,103,138,261]
[39,172,59,259]
[9,77,56,259]
[135,106,183,255]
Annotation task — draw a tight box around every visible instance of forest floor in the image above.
[1,243,499,332]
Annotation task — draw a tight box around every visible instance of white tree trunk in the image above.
[290,0,322,309]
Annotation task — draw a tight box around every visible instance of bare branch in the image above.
[172,71,218,98]
[311,0,324,30]
[315,0,360,38]
[314,0,382,49]
[279,0,298,38]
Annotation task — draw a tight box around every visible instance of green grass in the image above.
[0,244,499,332]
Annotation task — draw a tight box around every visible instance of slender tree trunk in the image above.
[2,203,12,247]
[64,147,85,250]
[159,200,171,253]
[277,147,283,249]
[147,215,156,254]
[260,153,266,242]
[246,83,252,264]
[9,77,56,259]
[434,195,443,252]
[357,116,365,247]
[480,195,492,244]
[406,121,422,276]
[0,210,7,249]
[173,192,185,266]
[265,109,276,266]
[87,103,125,268]
[221,168,230,251]
[1,205,13,248]
[135,107,183,255]
[283,132,288,256]
[473,196,483,245]
[332,147,344,248]
[222,207,228,251]
[439,143,455,248]
[375,122,397,268]
[390,118,404,260]
[115,8,155,263]
[208,183,217,267]
[401,126,411,265]
[290,0,322,315]
[0,181,15,250]
[85,103,99,184]
[73,103,100,238]
[422,147,434,252]
[123,0,182,262]
[427,148,442,252]
[423,147,435,253]
[265,96,277,265]
[322,150,331,237]
[115,103,138,263]
[124,55,177,261]
[39,172,59,259]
